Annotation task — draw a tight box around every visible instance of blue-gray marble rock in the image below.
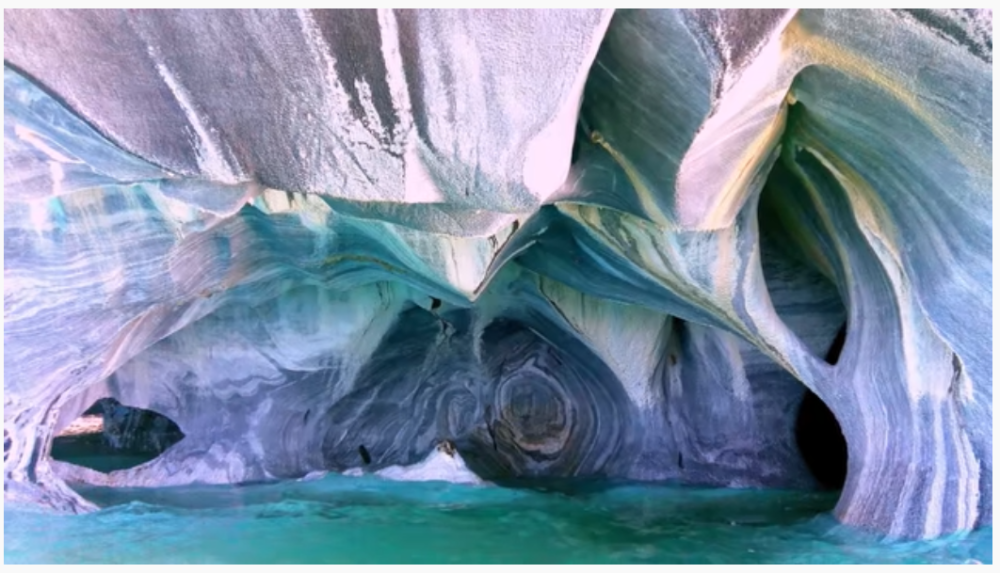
[2,9,992,541]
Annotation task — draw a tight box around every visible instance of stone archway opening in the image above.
[50,397,185,474]
[755,153,850,495]
[794,390,848,491]
[795,323,848,491]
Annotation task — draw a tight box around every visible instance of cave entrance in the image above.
[756,150,850,493]
[795,323,849,490]
[50,398,184,473]
[795,390,848,490]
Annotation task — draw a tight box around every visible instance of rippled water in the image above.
[4,474,992,564]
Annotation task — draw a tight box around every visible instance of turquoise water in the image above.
[4,475,992,564]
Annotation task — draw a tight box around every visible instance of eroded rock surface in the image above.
[3,9,992,540]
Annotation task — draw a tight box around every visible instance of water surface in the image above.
[3,474,992,564]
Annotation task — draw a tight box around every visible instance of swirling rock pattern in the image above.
[2,9,991,541]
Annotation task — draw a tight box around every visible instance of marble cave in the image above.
[2,8,993,544]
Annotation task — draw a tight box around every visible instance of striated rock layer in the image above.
[2,9,992,540]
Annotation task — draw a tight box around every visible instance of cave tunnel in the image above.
[50,397,185,474]
[756,150,850,494]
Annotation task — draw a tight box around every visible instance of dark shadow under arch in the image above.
[795,322,849,490]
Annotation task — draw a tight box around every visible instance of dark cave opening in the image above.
[795,322,849,491]
[795,390,848,491]
[50,397,185,474]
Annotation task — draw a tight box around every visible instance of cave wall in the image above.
[2,9,991,541]
[46,264,837,492]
